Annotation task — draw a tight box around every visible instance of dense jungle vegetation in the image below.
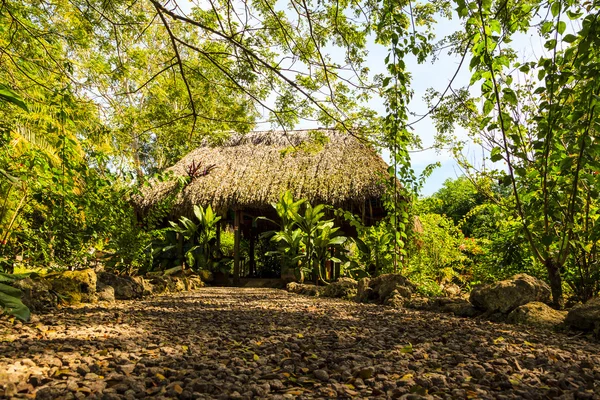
[1,0,599,319]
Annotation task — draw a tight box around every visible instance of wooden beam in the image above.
[249,225,256,277]
[233,209,241,285]
[216,218,221,249]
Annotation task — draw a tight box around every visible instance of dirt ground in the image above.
[1,287,599,399]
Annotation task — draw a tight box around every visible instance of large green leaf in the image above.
[0,272,38,283]
[0,84,28,111]
[0,282,30,321]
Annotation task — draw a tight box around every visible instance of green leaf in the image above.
[490,147,503,162]
[541,235,554,247]
[0,84,28,111]
[562,34,577,43]
[557,21,566,35]
[483,99,494,116]
[550,1,560,18]
[503,88,518,106]
[0,282,30,322]
[400,343,414,354]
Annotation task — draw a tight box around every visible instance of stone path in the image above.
[1,288,599,399]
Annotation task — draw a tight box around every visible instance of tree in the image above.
[429,0,600,306]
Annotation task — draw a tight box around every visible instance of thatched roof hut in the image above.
[136,129,396,220]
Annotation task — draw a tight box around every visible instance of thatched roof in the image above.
[136,129,396,216]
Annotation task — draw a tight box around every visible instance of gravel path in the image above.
[1,288,599,399]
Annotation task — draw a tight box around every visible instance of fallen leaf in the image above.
[400,343,413,354]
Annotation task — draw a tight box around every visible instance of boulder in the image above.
[441,283,462,297]
[404,296,431,311]
[198,270,214,283]
[168,277,186,292]
[186,276,204,291]
[148,276,170,294]
[321,278,357,299]
[384,289,407,307]
[12,279,57,312]
[507,302,567,328]
[565,297,600,332]
[97,272,144,300]
[96,283,115,302]
[355,278,371,303]
[368,274,415,305]
[432,297,481,318]
[469,274,551,313]
[132,276,154,296]
[286,282,324,296]
[47,269,98,304]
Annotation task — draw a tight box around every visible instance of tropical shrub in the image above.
[156,204,221,271]
[261,191,347,283]
[0,272,33,321]
[336,209,394,278]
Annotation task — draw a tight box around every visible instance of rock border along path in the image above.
[1,287,599,399]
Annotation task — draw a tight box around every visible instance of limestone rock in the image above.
[368,274,415,304]
[96,283,115,302]
[168,277,186,292]
[97,272,144,300]
[441,283,462,297]
[433,297,481,318]
[565,297,600,332]
[355,278,371,303]
[186,276,205,291]
[12,278,56,312]
[321,278,357,299]
[507,302,566,328]
[47,269,98,304]
[469,274,551,313]
[148,276,170,294]
[198,270,214,283]
[385,289,407,307]
[132,276,154,296]
[286,282,324,296]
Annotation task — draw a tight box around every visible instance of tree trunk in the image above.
[545,258,564,308]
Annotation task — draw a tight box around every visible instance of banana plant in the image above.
[312,221,347,283]
[266,228,304,278]
[166,204,221,270]
[259,191,305,275]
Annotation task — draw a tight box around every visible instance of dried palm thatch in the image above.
[135,129,397,216]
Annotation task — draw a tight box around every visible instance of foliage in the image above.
[429,0,600,305]
[336,209,394,278]
[261,191,347,283]
[158,205,222,271]
[421,177,486,237]
[0,272,33,321]
[406,213,472,295]
[417,178,542,287]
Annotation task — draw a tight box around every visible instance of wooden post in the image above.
[233,209,241,285]
[216,219,221,248]
[177,233,184,268]
[249,225,256,277]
